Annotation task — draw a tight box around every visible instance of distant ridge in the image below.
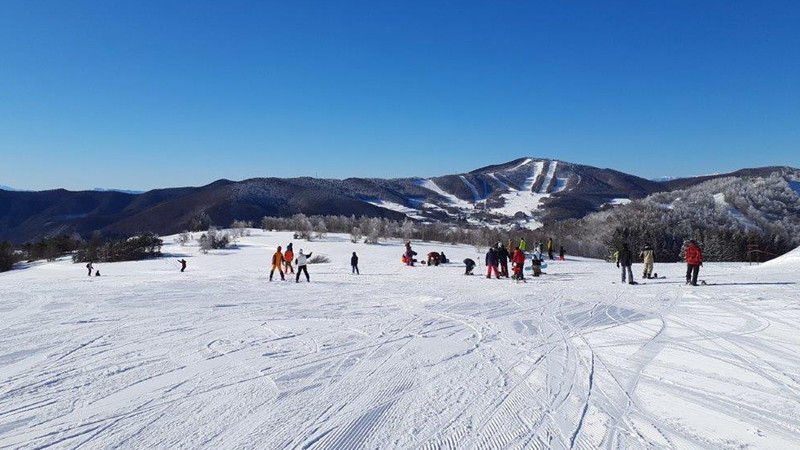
[0,159,797,244]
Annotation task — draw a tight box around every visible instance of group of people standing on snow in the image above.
[477,237,564,281]
[614,239,704,286]
[270,243,314,282]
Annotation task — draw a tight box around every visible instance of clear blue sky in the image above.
[1,0,798,191]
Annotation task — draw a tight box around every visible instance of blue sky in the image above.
[0,0,798,191]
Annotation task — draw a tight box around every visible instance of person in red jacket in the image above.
[684,240,703,286]
[511,247,526,280]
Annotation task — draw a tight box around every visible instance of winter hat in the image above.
[278,246,282,251]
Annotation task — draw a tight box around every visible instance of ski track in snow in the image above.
[2,231,800,449]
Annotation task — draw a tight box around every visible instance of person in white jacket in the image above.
[295,249,313,283]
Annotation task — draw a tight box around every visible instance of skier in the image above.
[512,246,526,281]
[427,252,441,266]
[639,244,655,279]
[684,240,703,286]
[485,246,500,279]
[558,246,566,261]
[178,259,187,272]
[616,243,635,285]
[547,238,555,260]
[519,238,527,252]
[284,243,295,274]
[497,243,510,278]
[270,246,285,281]
[351,252,359,275]
[463,258,476,275]
[295,249,313,282]
[506,239,514,255]
[86,262,93,276]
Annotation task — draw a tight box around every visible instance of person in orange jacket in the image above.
[684,240,703,286]
[283,243,295,274]
[270,246,285,281]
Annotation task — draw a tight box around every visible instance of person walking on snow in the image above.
[485,247,500,279]
[283,243,295,274]
[351,252,359,274]
[639,244,655,279]
[86,262,93,276]
[497,243,510,278]
[558,246,566,261]
[617,243,635,284]
[684,240,703,286]
[178,259,187,272]
[270,246,285,281]
[295,249,313,282]
[547,238,555,260]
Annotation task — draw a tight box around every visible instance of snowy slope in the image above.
[2,232,800,449]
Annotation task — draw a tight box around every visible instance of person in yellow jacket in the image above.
[283,243,295,274]
[270,246,285,281]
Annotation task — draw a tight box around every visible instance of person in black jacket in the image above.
[351,252,359,275]
[463,258,475,275]
[497,244,510,278]
[485,247,500,279]
[616,243,635,284]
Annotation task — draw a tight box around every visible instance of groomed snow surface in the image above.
[2,231,800,449]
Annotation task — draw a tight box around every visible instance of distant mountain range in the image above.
[1,158,797,244]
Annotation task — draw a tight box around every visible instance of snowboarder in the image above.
[547,238,555,260]
[427,252,441,266]
[531,253,543,277]
[295,249,313,282]
[512,247,526,280]
[485,247,500,279]
[617,243,635,284]
[351,252,359,274]
[439,252,448,264]
[684,240,703,286]
[270,246,285,281]
[558,246,566,261]
[178,259,187,272]
[86,262,93,276]
[463,258,476,275]
[519,238,527,252]
[284,243,295,274]
[639,244,655,279]
[497,244,510,278]
[532,246,543,262]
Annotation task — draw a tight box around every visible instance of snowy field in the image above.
[1,231,800,449]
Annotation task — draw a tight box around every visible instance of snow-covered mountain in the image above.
[0,158,797,244]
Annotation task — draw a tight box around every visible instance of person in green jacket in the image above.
[519,238,527,252]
